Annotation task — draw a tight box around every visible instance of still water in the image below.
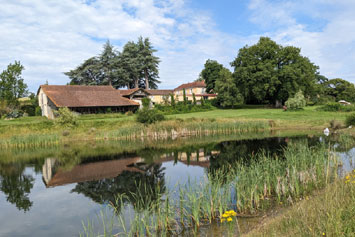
[0,134,354,236]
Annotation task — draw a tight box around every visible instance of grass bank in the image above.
[245,172,355,237]
[0,106,349,148]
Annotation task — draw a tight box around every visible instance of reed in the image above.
[79,140,350,236]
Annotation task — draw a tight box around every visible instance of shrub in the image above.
[55,107,77,126]
[318,102,355,112]
[142,98,151,109]
[136,109,165,124]
[35,106,42,116]
[285,91,306,110]
[6,109,23,119]
[345,113,355,127]
[330,120,342,130]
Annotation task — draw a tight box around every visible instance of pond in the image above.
[0,133,354,236]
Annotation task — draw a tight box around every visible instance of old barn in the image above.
[38,85,139,119]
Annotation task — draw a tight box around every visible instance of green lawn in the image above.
[0,106,350,146]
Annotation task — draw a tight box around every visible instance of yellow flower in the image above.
[345,180,350,184]
[222,213,229,218]
[227,217,233,222]
[323,233,325,236]
[346,175,350,180]
[221,218,225,223]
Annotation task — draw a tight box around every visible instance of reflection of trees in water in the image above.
[207,137,321,176]
[71,163,165,212]
[0,163,34,212]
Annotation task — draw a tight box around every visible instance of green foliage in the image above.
[200,59,225,93]
[170,94,175,106]
[323,78,355,102]
[215,68,243,108]
[192,93,197,105]
[231,37,319,104]
[0,100,10,118]
[345,113,355,127]
[154,102,214,115]
[55,107,77,126]
[183,89,187,105]
[136,109,165,124]
[65,37,160,89]
[5,109,23,119]
[35,107,42,116]
[285,91,306,110]
[318,102,355,112]
[0,61,28,106]
[141,97,151,109]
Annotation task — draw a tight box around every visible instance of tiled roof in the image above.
[118,88,151,96]
[147,89,174,95]
[39,85,139,107]
[174,81,206,91]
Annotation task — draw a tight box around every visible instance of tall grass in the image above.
[80,141,345,236]
[0,118,270,148]
[246,172,355,237]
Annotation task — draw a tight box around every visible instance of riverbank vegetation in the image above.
[0,105,352,148]
[246,173,355,237]
[79,138,354,236]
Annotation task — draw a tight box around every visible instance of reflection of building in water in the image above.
[156,149,220,168]
[42,157,143,188]
[42,149,220,188]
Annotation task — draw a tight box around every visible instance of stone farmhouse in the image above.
[38,81,216,119]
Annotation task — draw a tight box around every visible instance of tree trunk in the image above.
[134,78,139,88]
[145,69,149,89]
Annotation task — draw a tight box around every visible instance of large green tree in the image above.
[137,37,160,89]
[231,37,319,104]
[65,41,129,88]
[323,78,355,102]
[200,59,225,93]
[0,61,28,105]
[215,68,243,108]
[65,37,160,89]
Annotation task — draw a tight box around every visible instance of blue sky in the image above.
[1,0,355,92]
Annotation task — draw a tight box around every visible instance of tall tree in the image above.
[120,41,142,88]
[65,38,161,89]
[231,37,319,104]
[323,78,355,102]
[200,59,225,93]
[0,61,28,105]
[215,68,243,108]
[137,37,160,89]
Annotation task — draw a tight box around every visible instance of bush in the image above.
[285,91,306,110]
[35,106,42,116]
[5,109,23,119]
[142,98,151,109]
[136,109,165,124]
[55,107,77,126]
[318,102,355,112]
[345,113,355,127]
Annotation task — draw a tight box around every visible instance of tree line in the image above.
[65,37,160,89]
[200,37,355,107]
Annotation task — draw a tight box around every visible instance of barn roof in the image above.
[146,89,174,95]
[118,88,151,96]
[174,81,206,91]
[39,85,139,107]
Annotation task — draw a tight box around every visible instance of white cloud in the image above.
[247,0,355,82]
[0,0,239,92]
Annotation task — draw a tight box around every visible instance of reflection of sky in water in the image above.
[0,169,102,237]
[338,147,355,175]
